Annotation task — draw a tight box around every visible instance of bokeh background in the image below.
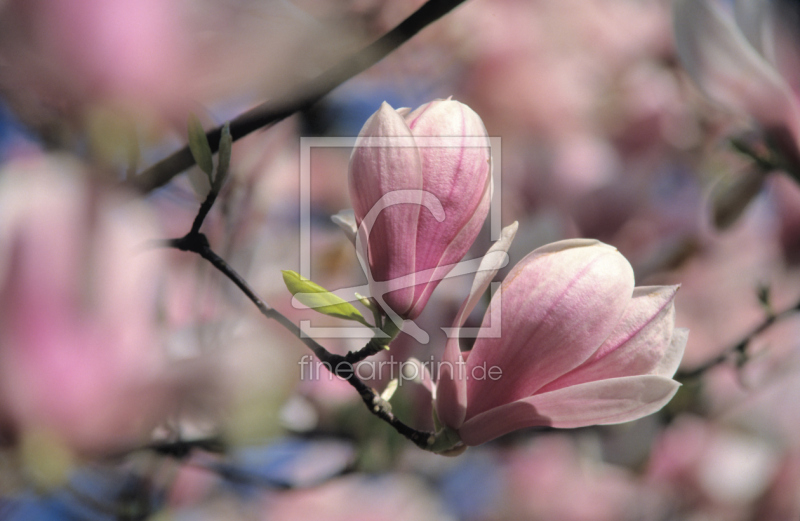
[2,0,800,519]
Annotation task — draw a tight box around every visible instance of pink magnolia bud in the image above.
[435,239,687,446]
[348,99,492,320]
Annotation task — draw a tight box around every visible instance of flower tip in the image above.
[493,221,519,249]
[376,101,399,118]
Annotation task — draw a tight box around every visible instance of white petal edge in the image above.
[458,375,680,446]
[434,221,518,430]
[536,285,679,393]
[445,221,518,332]
[435,335,469,430]
[654,327,689,378]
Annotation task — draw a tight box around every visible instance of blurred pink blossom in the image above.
[502,435,657,521]
[647,414,780,518]
[262,474,453,521]
[673,0,800,168]
[0,0,192,121]
[666,197,800,372]
[0,156,185,454]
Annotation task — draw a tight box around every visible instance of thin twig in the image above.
[170,231,435,449]
[677,298,800,380]
[344,320,400,364]
[730,137,778,173]
[126,0,469,193]
[189,188,220,235]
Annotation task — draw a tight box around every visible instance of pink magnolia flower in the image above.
[0,156,181,454]
[0,0,191,119]
[348,99,492,320]
[429,227,686,447]
[673,0,800,167]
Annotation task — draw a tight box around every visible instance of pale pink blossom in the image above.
[0,156,181,454]
[503,435,657,521]
[0,0,192,120]
[433,228,686,447]
[673,0,800,167]
[348,99,492,319]
[264,474,453,521]
[647,415,781,516]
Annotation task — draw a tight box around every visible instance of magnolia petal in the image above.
[442,221,519,333]
[538,285,679,393]
[407,172,493,319]
[435,336,468,430]
[673,0,800,144]
[464,240,634,419]
[433,222,518,430]
[654,327,689,378]
[406,99,492,317]
[349,102,423,316]
[458,375,680,446]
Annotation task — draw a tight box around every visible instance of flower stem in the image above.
[169,231,435,449]
[676,297,800,380]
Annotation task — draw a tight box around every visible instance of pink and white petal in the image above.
[435,336,468,430]
[406,100,492,318]
[407,173,493,319]
[441,221,518,332]
[537,285,678,393]
[458,375,680,446]
[464,240,634,419]
[673,0,800,145]
[410,100,490,258]
[653,327,689,378]
[349,102,423,315]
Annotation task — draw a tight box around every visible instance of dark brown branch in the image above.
[127,0,469,193]
[170,232,329,361]
[170,231,434,449]
[730,136,779,174]
[189,186,220,235]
